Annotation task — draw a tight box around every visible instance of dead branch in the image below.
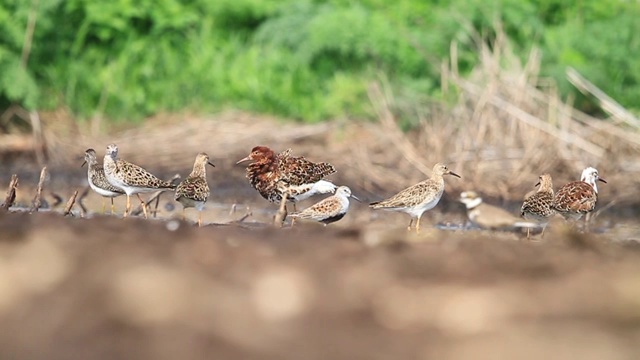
[30,166,47,212]
[454,78,605,158]
[76,186,89,217]
[63,190,78,216]
[131,191,166,217]
[567,67,640,129]
[2,174,19,211]
[152,194,161,218]
[130,174,181,216]
[234,211,253,224]
[50,192,63,207]
[519,80,640,149]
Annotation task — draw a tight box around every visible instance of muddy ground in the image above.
[2,202,640,359]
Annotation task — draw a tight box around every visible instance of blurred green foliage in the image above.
[0,0,638,122]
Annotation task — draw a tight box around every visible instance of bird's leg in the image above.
[290,204,298,227]
[124,195,131,218]
[289,202,298,227]
[198,211,202,227]
[274,194,288,227]
[182,208,186,221]
[136,193,148,219]
[540,224,547,239]
[416,216,421,234]
[583,213,591,233]
[110,198,115,215]
[526,227,531,240]
[407,218,413,231]
[101,198,106,214]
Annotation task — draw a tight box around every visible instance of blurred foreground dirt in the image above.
[1,211,640,360]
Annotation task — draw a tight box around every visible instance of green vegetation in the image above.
[1,0,639,122]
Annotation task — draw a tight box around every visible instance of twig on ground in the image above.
[235,211,253,223]
[64,190,79,216]
[50,192,63,207]
[2,174,19,211]
[131,191,165,216]
[152,195,161,218]
[30,166,47,213]
[76,187,89,216]
[131,174,180,216]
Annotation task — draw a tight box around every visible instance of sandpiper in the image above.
[520,173,556,239]
[289,186,359,225]
[459,191,537,231]
[82,148,125,214]
[370,163,460,233]
[103,143,176,219]
[236,146,337,223]
[553,167,606,221]
[175,152,215,226]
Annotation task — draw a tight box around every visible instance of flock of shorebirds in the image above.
[82,143,606,237]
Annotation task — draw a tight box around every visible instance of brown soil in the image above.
[1,210,640,360]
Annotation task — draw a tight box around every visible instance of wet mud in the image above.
[1,208,640,359]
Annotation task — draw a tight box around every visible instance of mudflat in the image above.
[1,210,639,360]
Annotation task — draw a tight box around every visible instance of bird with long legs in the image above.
[175,152,215,226]
[82,148,124,214]
[370,163,460,233]
[103,143,176,218]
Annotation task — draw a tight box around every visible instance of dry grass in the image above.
[358,29,639,204]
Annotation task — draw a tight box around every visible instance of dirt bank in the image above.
[1,211,640,359]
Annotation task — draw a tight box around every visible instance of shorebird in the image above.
[82,148,125,214]
[370,163,460,233]
[103,143,176,219]
[289,186,359,225]
[236,146,337,223]
[553,167,606,221]
[520,173,556,239]
[175,152,215,227]
[459,191,537,231]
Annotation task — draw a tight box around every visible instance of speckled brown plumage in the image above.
[521,173,555,223]
[370,163,460,233]
[553,167,606,221]
[175,153,215,226]
[290,186,356,225]
[237,146,337,204]
[103,143,176,218]
[553,182,597,220]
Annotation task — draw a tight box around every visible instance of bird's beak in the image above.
[236,155,251,165]
[448,170,461,178]
[207,161,216,167]
[534,181,540,187]
[598,178,607,184]
[351,194,362,203]
[81,160,86,168]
